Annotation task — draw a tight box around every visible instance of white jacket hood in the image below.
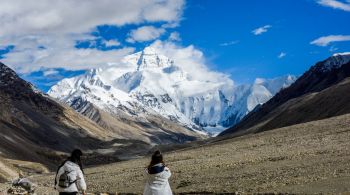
[143,164,172,195]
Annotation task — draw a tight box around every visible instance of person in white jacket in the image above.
[55,149,87,195]
[143,150,172,195]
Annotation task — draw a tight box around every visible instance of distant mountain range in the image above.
[49,47,296,135]
[1,47,349,179]
[221,52,350,136]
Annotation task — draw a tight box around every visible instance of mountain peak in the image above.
[332,52,350,57]
[134,47,173,70]
[121,47,175,71]
[0,61,42,96]
[254,78,266,85]
[0,62,16,77]
[141,46,158,55]
[89,68,103,76]
[0,62,22,87]
[322,52,350,72]
[49,47,297,135]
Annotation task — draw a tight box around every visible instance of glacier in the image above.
[48,47,297,135]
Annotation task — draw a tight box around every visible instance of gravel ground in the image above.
[2,113,350,195]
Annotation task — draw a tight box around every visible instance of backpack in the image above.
[55,161,77,188]
[58,170,76,188]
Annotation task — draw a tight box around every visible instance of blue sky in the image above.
[0,0,350,91]
[179,0,350,83]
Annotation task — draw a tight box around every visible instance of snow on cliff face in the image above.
[321,52,350,71]
[48,47,297,134]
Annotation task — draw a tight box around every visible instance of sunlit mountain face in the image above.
[49,47,297,135]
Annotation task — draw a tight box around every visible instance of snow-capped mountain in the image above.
[221,52,350,136]
[49,47,296,134]
[221,75,296,129]
[321,52,350,72]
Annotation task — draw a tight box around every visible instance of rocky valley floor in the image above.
[1,113,350,194]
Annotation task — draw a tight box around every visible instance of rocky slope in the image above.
[0,62,203,179]
[49,47,296,134]
[0,62,109,161]
[221,52,350,136]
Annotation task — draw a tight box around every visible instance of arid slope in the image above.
[18,113,350,194]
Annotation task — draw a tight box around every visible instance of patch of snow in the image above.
[323,52,350,71]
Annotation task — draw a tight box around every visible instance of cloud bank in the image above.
[0,0,184,36]
[0,0,185,73]
[150,40,234,85]
[310,35,350,46]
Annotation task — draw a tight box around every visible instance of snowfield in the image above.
[49,47,297,134]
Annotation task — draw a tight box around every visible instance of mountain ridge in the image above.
[220,52,350,136]
[49,47,297,135]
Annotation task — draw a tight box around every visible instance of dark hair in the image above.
[147,150,164,170]
[68,149,84,173]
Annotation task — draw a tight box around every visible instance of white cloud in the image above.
[219,40,239,46]
[169,32,181,41]
[317,0,350,11]
[103,39,121,47]
[310,35,350,46]
[43,69,59,76]
[126,26,166,43]
[1,34,135,73]
[150,40,234,85]
[3,46,134,73]
[252,25,272,35]
[0,0,184,37]
[278,52,286,59]
[0,0,184,73]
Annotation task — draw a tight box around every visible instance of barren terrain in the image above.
[1,113,350,194]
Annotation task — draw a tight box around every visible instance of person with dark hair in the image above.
[143,150,172,195]
[55,149,87,195]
